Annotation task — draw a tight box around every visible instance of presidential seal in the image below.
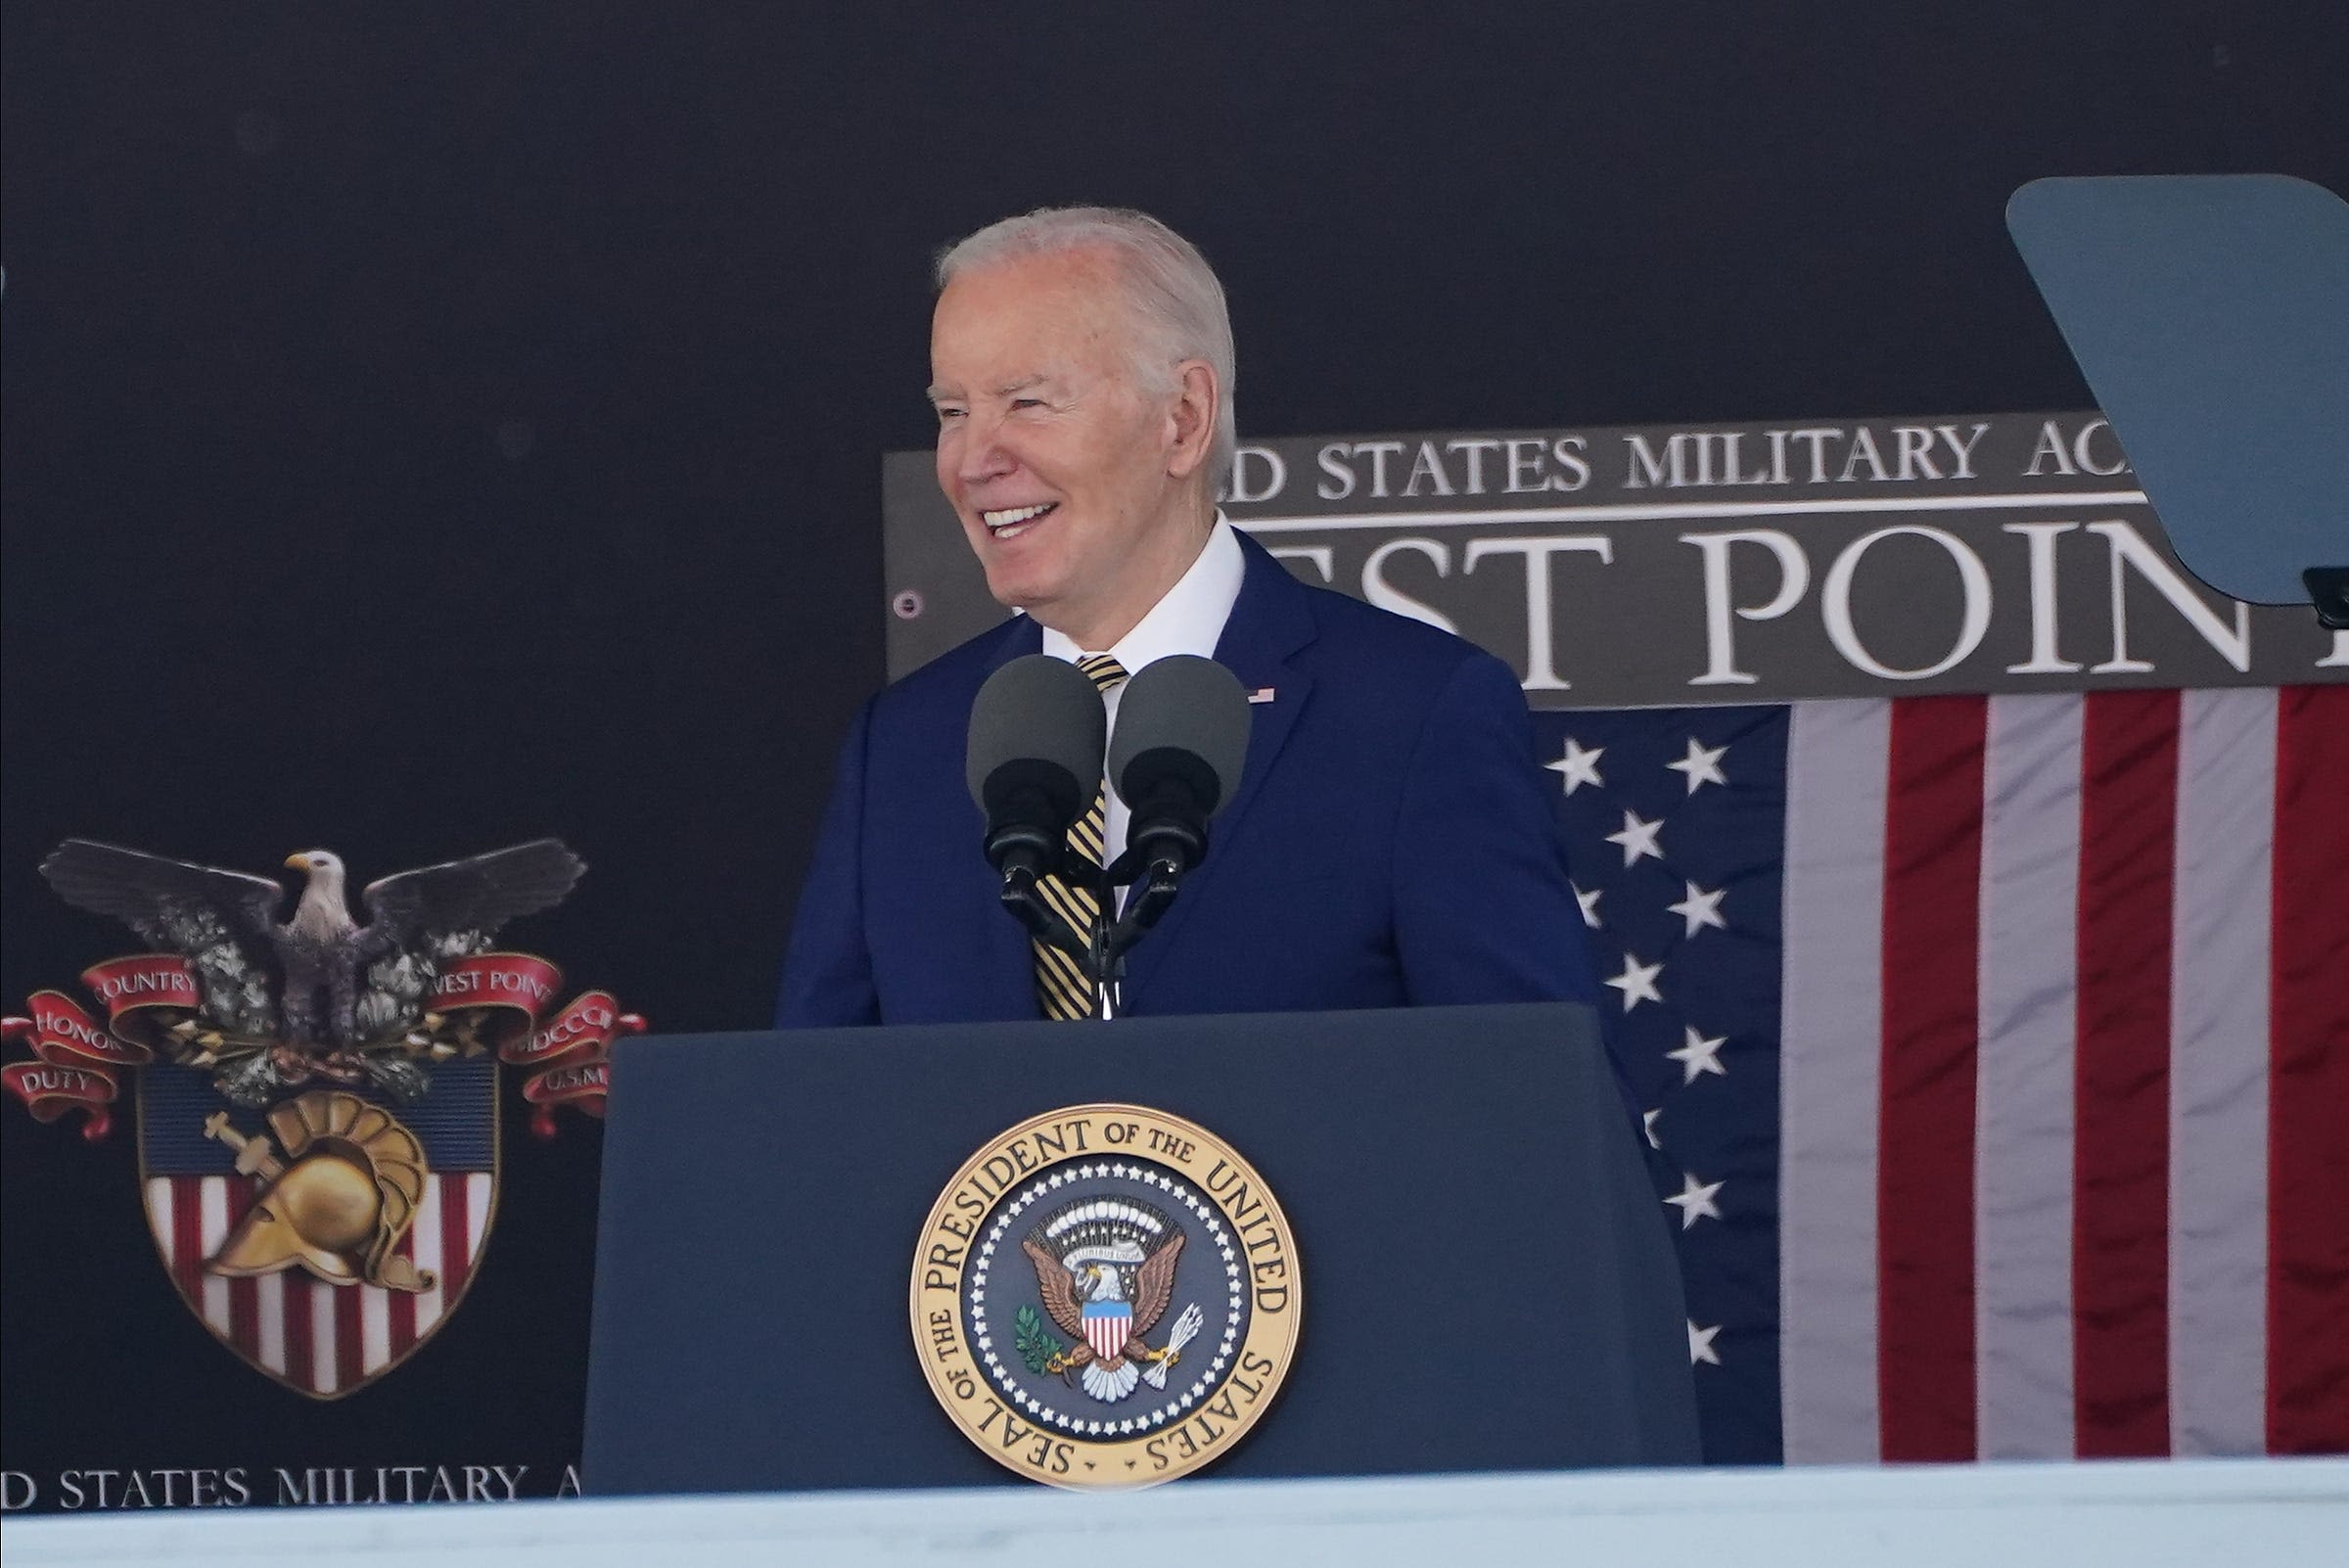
[910,1104,1301,1489]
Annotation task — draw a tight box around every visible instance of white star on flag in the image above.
[1665,1172,1725,1229]
[1666,737,1728,794]
[1574,882,1603,929]
[1605,807,1665,867]
[1687,1320,1723,1366]
[1605,951,1663,1011]
[1642,1108,1663,1150]
[1666,880,1727,938]
[1546,736,1605,794]
[1667,1026,1727,1084]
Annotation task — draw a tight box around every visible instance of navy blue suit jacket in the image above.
[776,533,1601,1026]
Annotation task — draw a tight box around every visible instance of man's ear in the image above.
[1163,360,1219,480]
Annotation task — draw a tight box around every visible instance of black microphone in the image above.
[1106,654,1251,881]
[965,655,1108,889]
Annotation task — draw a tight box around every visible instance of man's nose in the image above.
[954,411,1016,484]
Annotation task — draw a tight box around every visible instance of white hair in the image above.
[936,207,1238,495]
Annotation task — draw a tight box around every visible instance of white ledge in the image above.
[4,1457,2343,1568]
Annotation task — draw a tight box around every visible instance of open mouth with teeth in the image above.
[981,501,1058,540]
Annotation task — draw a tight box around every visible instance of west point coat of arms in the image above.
[3,838,641,1399]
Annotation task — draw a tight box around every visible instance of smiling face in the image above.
[929,245,1218,650]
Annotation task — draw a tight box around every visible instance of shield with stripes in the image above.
[1082,1300,1133,1362]
[138,1057,497,1400]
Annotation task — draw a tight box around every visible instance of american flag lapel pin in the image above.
[1247,687,1276,704]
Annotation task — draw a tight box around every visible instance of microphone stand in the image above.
[995,834,1203,1019]
[994,843,1130,1017]
[1093,818,1208,1014]
[1103,837,1194,958]
[994,855,1095,972]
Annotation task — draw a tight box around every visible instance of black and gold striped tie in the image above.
[1034,653,1128,1020]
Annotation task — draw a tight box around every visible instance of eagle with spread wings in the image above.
[39,838,583,1104]
[1021,1197,1201,1404]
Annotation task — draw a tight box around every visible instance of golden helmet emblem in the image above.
[207,1090,435,1292]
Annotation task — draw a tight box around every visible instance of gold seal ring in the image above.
[909,1103,1302,1489]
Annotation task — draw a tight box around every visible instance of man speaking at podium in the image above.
[776,207,1600,1027]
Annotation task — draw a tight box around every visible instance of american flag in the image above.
[1537,684,2348,1465]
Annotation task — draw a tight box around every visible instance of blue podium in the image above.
[581,1002,1698,1493]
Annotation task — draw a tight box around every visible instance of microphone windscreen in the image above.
[1108,655,1251,819]
[966,654,1110,814]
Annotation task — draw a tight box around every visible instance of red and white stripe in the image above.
[1780,685,2348,1462]
[1085,1313,1131,1361]
[148,1170,492,1398]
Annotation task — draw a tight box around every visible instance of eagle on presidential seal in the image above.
[1022,1196,1206,1403]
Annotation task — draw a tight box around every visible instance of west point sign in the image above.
[881,412,2345,708]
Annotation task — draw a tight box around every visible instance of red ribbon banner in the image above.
[0,989,158,1139]
[80,955,202,1027]
[7,950,644,1144]
[428,954,568,1049]
[428,958,645,1137]
[513,990,646,1138]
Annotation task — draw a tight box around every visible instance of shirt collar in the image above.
[1039,513,1245,672]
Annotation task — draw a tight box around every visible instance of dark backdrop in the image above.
[4,0,2341,1495]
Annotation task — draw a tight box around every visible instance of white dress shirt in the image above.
[1038,514,1246,869]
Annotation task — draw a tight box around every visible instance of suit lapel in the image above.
[979,612,1045,673]
[1119,537,1319,1002]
